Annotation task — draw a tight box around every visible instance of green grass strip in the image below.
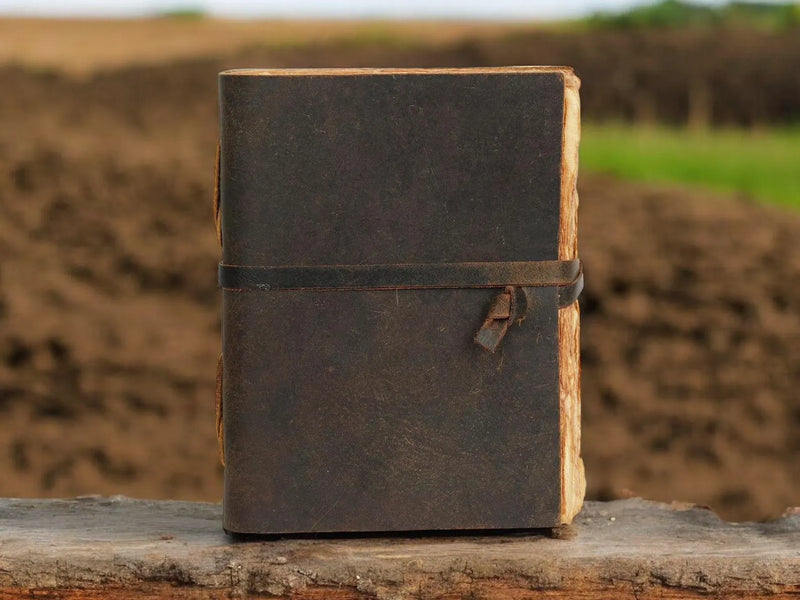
[581,123,800,209]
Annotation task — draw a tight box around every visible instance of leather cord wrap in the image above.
[219,259,583,294]
[219,259,583,354]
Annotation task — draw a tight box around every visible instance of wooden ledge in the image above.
[0,497,798,599]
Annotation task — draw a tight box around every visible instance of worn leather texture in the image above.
[219,70,570,534]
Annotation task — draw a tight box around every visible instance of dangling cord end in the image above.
[474,286,517,353]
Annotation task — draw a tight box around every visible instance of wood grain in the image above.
[1,497,799,599]
[2,584,799,599]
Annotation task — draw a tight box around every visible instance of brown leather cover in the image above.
[218,67,580,534]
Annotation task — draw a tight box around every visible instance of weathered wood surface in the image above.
[0,497,798,599]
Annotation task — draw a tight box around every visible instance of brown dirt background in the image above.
[0,20,798,521]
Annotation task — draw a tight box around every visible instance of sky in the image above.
[0,0,743,20]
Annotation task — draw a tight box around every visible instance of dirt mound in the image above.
[579,176,800,519]
[0,54,798,521]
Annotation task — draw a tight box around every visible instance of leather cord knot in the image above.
[474,261,584,353]
[474,286,522,353]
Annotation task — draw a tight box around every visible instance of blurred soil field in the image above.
[0,18,538,76]
[2,17,799,125]
[0,19,799,521]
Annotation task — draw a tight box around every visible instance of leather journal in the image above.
[216,67,585,535]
